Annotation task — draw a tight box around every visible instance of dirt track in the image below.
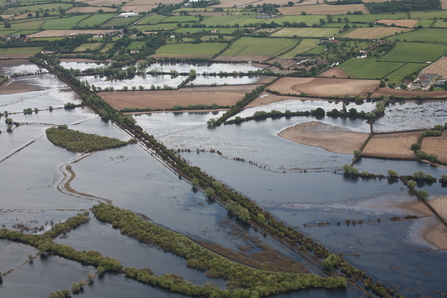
[362,131,421,159]
[269,77,379,97]
[100,85,263,110]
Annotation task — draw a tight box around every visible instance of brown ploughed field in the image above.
[422,130,447,164]
[362,131,421,159]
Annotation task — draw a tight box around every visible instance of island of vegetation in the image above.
[45,124,136,153]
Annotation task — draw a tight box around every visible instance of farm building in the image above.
[117,12,138,18]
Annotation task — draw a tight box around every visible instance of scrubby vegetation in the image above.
[46,125,135,153]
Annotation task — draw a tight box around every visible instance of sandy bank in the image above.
[279,121,368,154]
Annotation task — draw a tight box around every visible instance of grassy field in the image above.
[280,38,319,57]
[305,44,326,55]
[409,11,447,19]
[380,42,447,63]
[271,27,339,37]
[0,46,43,55]
[131,23,176,31]
[78,13,117,27]
[279,4,369,15]
[42,15,90,30]
[174,27,238,34]
[73,43,103,52]
[385,63,426,83]
[127,41,145,50]
[337,58,403,79]
[138,14,167,25]
[102,17,139,27]
[388,28,447,43]
[15,29,40,35]
[10,20,44,30]
[161,15,199,23]
[432,20,447,28]
[6,3,72,14]
[0,30,18,36]
[274,15,326,26]
[222,37,297,56]
[154,43,227,56]
[342,13,408,23]
[99,42,114,53]
[415,20,435,28]
[341,27,410,39]
[202,15,248,26]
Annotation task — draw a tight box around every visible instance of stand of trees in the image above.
[365,0,441,13]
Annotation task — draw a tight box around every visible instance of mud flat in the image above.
[362,131,421,160]
[268,77,379,97]
[421,130,447,164]
[100,85,263,110]
[279,121,368,154]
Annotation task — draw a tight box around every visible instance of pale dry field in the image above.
[421,56,447,78]
[426,196,447,227]
[376,19,418,27]
[362,131,421,159]
[67,7,117,13]
[246,93,327,108]
[342,27,410,39]
[319,67,349,78]
[442,0,447,10]
[100,85,262,110]
[269,77,379,97]
[279,121,368,154]
[279,4,369,15]
[213,0,292,8]
[421,130,447,163]
[122,4,157,12]
[29,29,115,37]
[74,0,123,6]
[372,88,447,98]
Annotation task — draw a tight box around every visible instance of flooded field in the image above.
[1,60,447,298]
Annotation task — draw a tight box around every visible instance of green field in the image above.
[33,36,66,41]
[341,13,409,23]
[385,63,426,84]
[10,20,44,30]
[0,46,43,55]
[222,37,297,56]
[138,14,167,25]
[102,16,139,27]
[6,3,73,14]
[127,41,145,50]
[274,15,328,26]
[42,15,90,30]
[73,43,103,52]
[161,15,199,23]
[201,15,246,26]
[0,30,18,36]
[132,23,177,31]
[337,58,403,79]
[409,11,447,19]
[174,27,238,34]
[15,29,40,35]
[271,27,339,38]
[78,13,117,27]
[280,38,319,57]
[388,28,447,43]
[415,19,435,28]
[155,43,227,56]
[100,42,114,53]
[380,42,447,63]
[432,20,447,28]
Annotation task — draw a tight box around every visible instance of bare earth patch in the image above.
[29,29,116,38]
[74,0,123,6]
[269,77,379,97]
[100,85,263,110]
[342,27,410,39]
[279,121,368,154]
[362,131,421,160]
[214,55,271,62]
[425,196,447,249]
[422,218,447,250]
[376,19,418,27]
[373,88,447,98]
[246,92,327,108]
[441,0,447,9]
[121,4,157,12]
[422,130,447,164]
[421,56,447,78]
[319,67,349,78]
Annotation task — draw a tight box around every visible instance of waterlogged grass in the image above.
[385,63,426,84]
[155,43,227,56]
[0,47,43,55]
[388,28,447,43]
[46,125,133,152]
[271,27,339,37]
[280,38,319,57]
[337,58,403,79]
[380,42,447,63]
[78,13,117,27]
[222,37,297,56]
[42,15,90,30]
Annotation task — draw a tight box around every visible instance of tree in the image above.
[205,187,215,198]
[72,283,80,293]
[407,180,417,189]
[4,21,11,28]
[387,169,398,179]
[319,19,326,25]
[288,1,294,6]
[411,143,421,151]
[416,190,429,201]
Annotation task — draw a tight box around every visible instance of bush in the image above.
[411,143,421,151]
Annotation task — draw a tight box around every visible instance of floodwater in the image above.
[1,60,447,298]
